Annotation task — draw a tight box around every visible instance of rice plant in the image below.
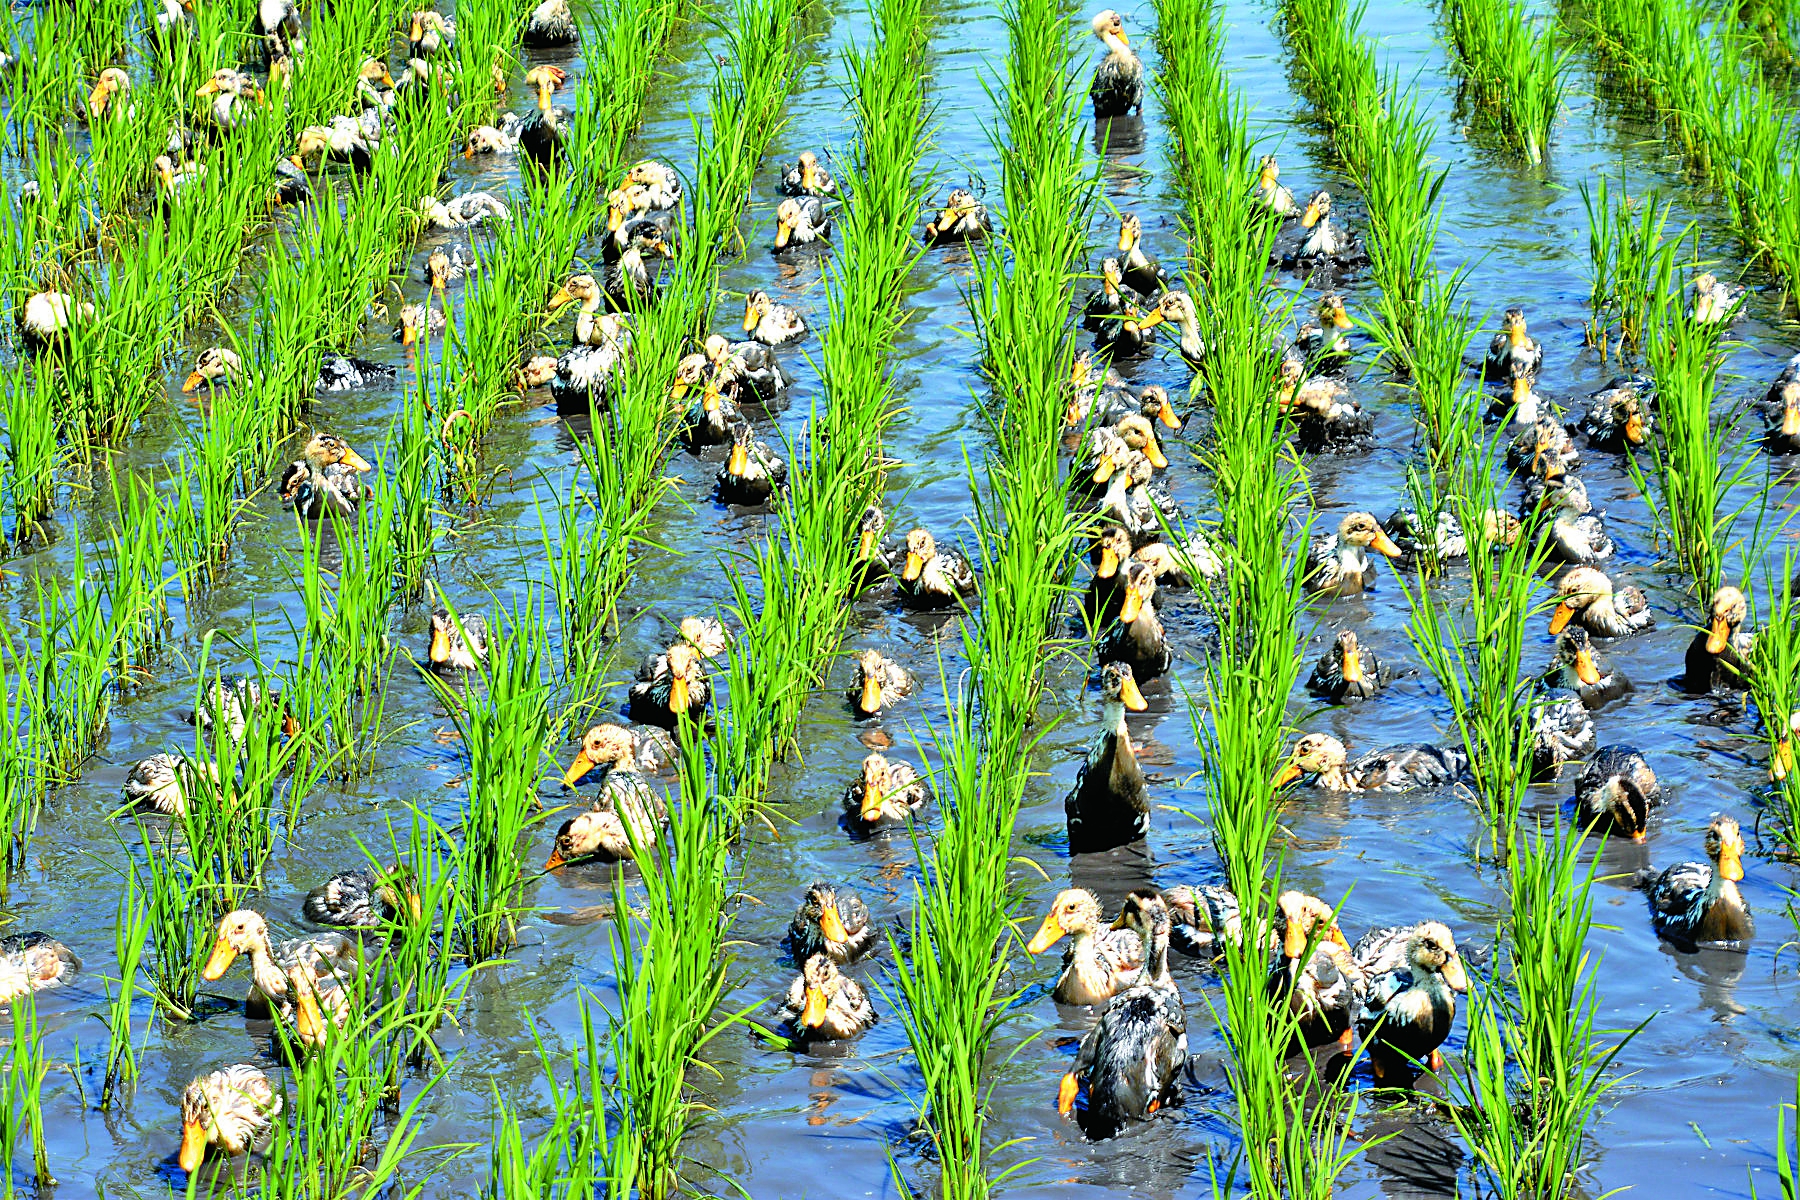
[97,472,174,679]
[0,628,41,876]
[0,992,50,1187]
[26,543,121,783]
[0,362,58,544]
[101,860,152,1107]
[135,830,215,1021]
[1443,0,1568,162]
[1749,557,1800,851]
[1579,175,1686,358]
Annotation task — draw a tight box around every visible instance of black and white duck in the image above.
[680,371,741,449]
[1275,732,1470,793]
[419,191,509,230]
[786,883,877,965]
[777,953,876,1044]
[1582,375,1654,451]
[849,649,911,717]
[1539,625,1630,709]
[1130,290,1204,369]
[780,150,836,197]
[1065,662,1149,854]
[1353,922,1467,1080]
[278,432,373,519]
[1763,379,1800,455]
[704,333,790,405]
[302,865,418,928]
[1088,9,1143,117]
[896,528,977,609]
[774,196,831,251]
[1548,566,1654,639]
[1096,562,1172,683]
[923,188,990,244]
[1683,585,1753,693]
[1289,190,1362,265]
[1691,272,1745,325]
[522,0,577,45]
[1483,305,1543,380]
[1294,292,1355,365]
[1115,213,1167,297]
[427,606,489,672]
[1640,815,1751,949]
[179,1064,280,1176]
[626,641,710,728]
[1083,258,1129,333]
[742,289,807,345]
[1253,154,1297,217]
[1305,511,1402,598]
[842,752,931,831]
[1574,745,1662,842]
[518,64,570,170]
[1529,687,1597,782]
[1306,629,1390,702]
[1280,357,1373,452]
[715,420,788,505]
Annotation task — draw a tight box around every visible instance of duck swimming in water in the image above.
[1691,272,1745,325]
[1582,375,1654,451]
[626,641,710,728]
[1115,213,1167,297]
[1084,258,1128,333]
[1540,625,1630,709]
[1306,629,1389,702]
[923,188,990,244]
[787,882,877,965]
[179,1064,281,1176]
[715,420,788,505]
[705,333,790,406]
[1640,815,1751,949]
[518,64,570,170]
[1484,305,1543,380]
[1549,566,1653,639]
[1027,887,1145,1006]
[680,371,741,449]
[1087,9,1143,117]
[778,953,876,1043]
[1254,154,1297,216]
[1280,357,1373,452]
[1684,585,1753,693]
[1762,380,1800,455]
[780,150,836,197]
[1275,732,1470,792]
[1295,292,1354,365]
[1289,190,1360,265]
[774,196,831,250]
[843,751,931,831]
[523,0,577,45]
[1128,290,1203,368]
[1354,922,1467,1080]
[897,528,977,609]
[1096,562,1172,682]
[278,432,373,519]
[427,606,489,672]
[1574,745,1661,841]
[1305,511,1401,597]
[419,191,509,229]
[1065,662,1149,853]
[742,289,807,345]
[849,648,911,717]
[1538,476,1614,565]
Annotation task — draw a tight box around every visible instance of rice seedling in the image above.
[1364,266,1482,473]
[1748,557,1800,850]
[101,857,152,1107]
[382,399,443,603]
[135,829,216,1021]
[0,629,42,876]
[568,0,690,185]
[1579,174,1686,358]
[97,472,174,678]
[0,361,58,545]
[0,992,50,1187]
[367,807,466,1060]
[25,543,122,783]
[1442,0,1568,162]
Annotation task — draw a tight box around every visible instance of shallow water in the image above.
[8,0,1800,1195]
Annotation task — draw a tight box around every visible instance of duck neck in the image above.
[1103,697,1131,745]
[247,941,288,999]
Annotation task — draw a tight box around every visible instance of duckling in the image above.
[1115,214,1167,297]
[17,290,96,350]
[774,195,832,250]
[427,606,489,672]
[1083,258,1129,333]
[1290,190,1360,264]
[1065,661,1150,853]
[419,191,509,229]
[1254,154,1297,216]
[716,420,788,505]
[1354,922,1467,1079]
[1549,566,1653,640]
[626,641,710,729]
[1306,629,1390,702]
[1266,891,1361,1050]
[704,333,790,405]
[464,116,522,156]
[1691,272,1745,325]
[1129,290,1203,368]
[523,0,577,45]
[1574,746,1661,841]
[778,953,876,1043]
[1540,625,1631,709]
[1096,455,1178,548]
[1295,292,1354,364]
[843,752,931,831]
[1274,733,1469,793]
[1684,585,1754,693]
[780,150,836,197]
[923,188,990,244]
[680,372,742,449]
[1026,888,1145,1005]
[1305,511,1401,597]
[1505,416,1581,479]
[122,753,207,816]
[394,300,445,346]
[850,649,911,717]
[178,1064,281,1176]
[897,528,977,609]
[291,123,374,171]
[518,64,570,170]
[1058,892,1185,1139]
[1530,687,1597,781]
[1088,9,1143,117]
[1641,815,1751,948]
[278,432,373,520]
[787,883,877,965]
[1540,476,1614,565]
[625,160,683,211]
[200,910,357,1019]
[742,289,807,345]
[1763,380,1800,455]
[1582,375,1654,451]
[407,10,454,57]
[1133,529,1222,589]
[1484,305,1543,380]
[1161,883,1242,957]
[1097,562,1172,682]
[302,865,418,928]
[182,346,242,394]
[1280,357,1373,452]
[86,67,132,120]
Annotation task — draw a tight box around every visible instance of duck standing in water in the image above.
[1058,892,1186,1138]
[1065,662,1150,853]
[518,64,570,170]
[1306,629,1389,701]
[278,432,373,519]
[1548,566,1654,639]
[897,528,976,609]
[923,188,990,243]
[1684,585,1753,692]
[1354,922,1467,1080]
[1026,888,1145,1005]
[1640,815,1751,948]
[1484,305,1543,380]
[1574,746,1661,841]
[1087,9,1143,117]
[1096,562,1172,682]
[1305,511,1401,597]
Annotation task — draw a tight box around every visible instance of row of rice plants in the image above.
[887,0,1091,1194]
[1438,0,1567,162]
[711,0,931,805]
[1570,0,1800,292]
[1279,0,1444,352]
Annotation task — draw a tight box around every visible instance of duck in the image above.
[1266,892,1360,1050]
[1489,363,1557,431]
[0,933,79,995]
[560,722,667,811]
[547,275,629,345]
[1058,891,1185,1138]
[1295,292,1354,364]
[1549,566,1654,639]
[787,883,878,965]
[291,122,373,171]
[419,192,509,229]
[1763,379,1800,455]
[1095,455,1178,547]
[1540,625,1631,709]
[1353,922,1467,1080]
[897,528,977,609]
[200,910,357,1019]
[354,57,398,113]
[178,1064,281,1176]
[852,505,906,589]
[602,224,673,307]
[1115,214,1167,297]
[774,196,831,251]
[1304,511,1401,597]
[624,160,683,210]
[1383,506,1474,565]
[1291,190,1359,264]
[121,752,209,816]
[1026,888,1145,1006]
[923,188,991,243]
[407,10,454,57]
[1539,476,1614,564]
[850,649,911,717]
[154,0,194,38]
[1529,687,1597,781]
[1484,306,1543,379]
[1065,661,1150,853]
[301,865,419,928]
[1306,629,1389,701]
[1582,375,1654,451]
[1691,272,1745,324]
[843,752,931,831]
[742,289,807,345]
[195,68,262,133]
[523,0,578,45]
[1096,296,1155,358]
[704,333,790,405]
[255,0,302,56]
[551,342,628,411]
[1161,883,1242,957]
[716,420,788,505]
[17,290,95,350]
[464,115,522,156]
[427,606,489,672]
[1084,258,1129,333]
[1574,746,1662,841]
[189,674,292,743]
[564,721,678,781]
[278,432,373,519]
[1280,357,1373,451]
[1112,413,1171,473]
[153,155,207,206]
[1641,815,1751,948]
[626,641,710,728]
[1254,154,1297,216]
[1129,290,1203,368]
[272,156,311,204]
[1133,531,1222,588]
[1505,417,1581,479]
[1275,732,1470,793]
[780,150,836,197]
[681,372,741,449]
[182,346,242,394]
[1088,9,1143,117]
[545,786,670,867]
[778,953,876,1043]
[1096,562,1172,682]
[85,67,133,121]
[635,615,729,678]
[1684,585,1753,693]
[418,245,478,291]
[395,300,445,346]
[1085,525,1135,623]
[1063,352,1130,426]
[518,64,570,170]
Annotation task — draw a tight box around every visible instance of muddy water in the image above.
[10,0,1800,1194]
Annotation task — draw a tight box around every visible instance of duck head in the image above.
[201,909,271,979]
[743,289,771,333]
[1333,628,1368,686]
[1257,153,1280,191]
[1339,511,1402,558]
[857,752,897,823]
[799,953,841,1028]
[1275,890,1348,962]
[901,528,936,581]
[725,420,755,477]
[1115,413,1167,468]
[525,63,566,112]
[184,346,242,393]
[1116,212,1142,254]
[1408,922,1468,993]
[1550,567,1613,633]
[1091,8,1128,47]
[1706,814,1746,881]
[774,198,804,249]
[1130,289,1194,340]
[1118,559,1157,623]
[1091,525,1131,580]
[665,642,700,714]
[1026,888,1103,954]
[302,431,373,472]
[290,126,333,170]
[547,272,602,313]
[89,67,130,117]
[563,722,637,786]
[1100,659,1147,712]
[1557,626,1603,686]
[796,149,825,191]
[1502,305,1529,347]
[1705,585,1747,654]
[1098,256,1123,299]
[857,506,886,560]
[1139,384,1180,430]
[1275,732,1346,787]
[1781,381,1800,440]
[1299,190,1331,229]
[1320,292,1351,330]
